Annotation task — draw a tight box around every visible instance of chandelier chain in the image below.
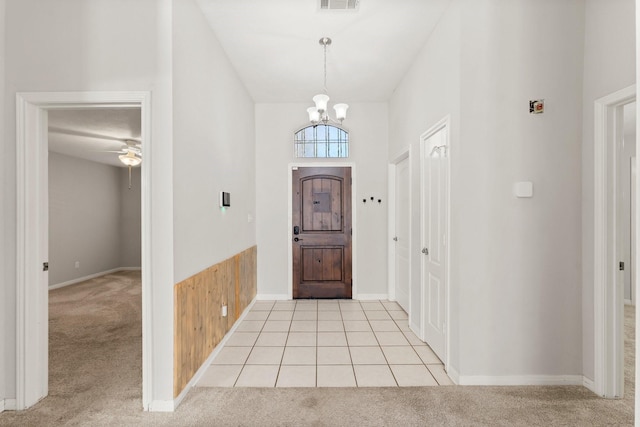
[323,42,328,93]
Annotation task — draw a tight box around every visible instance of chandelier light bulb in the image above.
[307,107,320,124]
[333,103,349,122]
[313,94,330,114]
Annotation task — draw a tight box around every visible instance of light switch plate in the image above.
[514,182,533,198]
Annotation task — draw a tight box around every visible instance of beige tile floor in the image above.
[196,300,454,388]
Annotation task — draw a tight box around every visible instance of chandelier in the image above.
[307,37,349,126]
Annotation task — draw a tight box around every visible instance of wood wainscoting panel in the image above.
[174,246,257,398]
[238,245,257,314]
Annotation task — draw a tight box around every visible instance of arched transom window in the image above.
[294,124,349,158]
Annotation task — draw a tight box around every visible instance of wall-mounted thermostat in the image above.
[219,191,231,208]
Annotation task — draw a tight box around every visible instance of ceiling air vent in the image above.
[319,0,360,11]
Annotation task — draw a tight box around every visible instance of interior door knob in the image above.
[393,237,398,241]
[422,247,429,255]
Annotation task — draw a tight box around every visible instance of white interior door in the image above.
[394,157,410,312]
[421,123,449,362]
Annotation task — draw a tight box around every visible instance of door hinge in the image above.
[620,261,625,271]
[43,262,49,272]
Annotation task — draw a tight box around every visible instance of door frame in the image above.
[288,163,357,299]
[15,91,152,409]
[593,84,636,398]
[388,148,411,308]
[419,115,452,371]
[631,157,636,306]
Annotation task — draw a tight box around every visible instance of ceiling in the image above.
[48,1,449,163]
[196,0,451,103]
[48,108,141,167]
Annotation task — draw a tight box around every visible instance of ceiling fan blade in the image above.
[49,127,129,142]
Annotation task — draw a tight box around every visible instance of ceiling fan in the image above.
[103,139,142,164]
[103,140,142,189]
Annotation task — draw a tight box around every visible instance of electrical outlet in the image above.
[222,304,228,317]
[75,261,80,269]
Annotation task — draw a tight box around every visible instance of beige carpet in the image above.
[0,275,635,426]
[0,270,143,426]
[625,303,635,414]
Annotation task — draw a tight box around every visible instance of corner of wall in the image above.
[0,0,7,404]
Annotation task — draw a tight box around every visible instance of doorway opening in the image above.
[593,84,636,398]
[47,107,143,409]
[15,92,152,410]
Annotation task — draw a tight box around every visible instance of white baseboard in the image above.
[356,294,389,301]
[409,322,421,340]
[49,267,141,290]
[457,375,584,386]
[446,366,460,385]
[169,298,257,411]
[256,294,290,301]
[147,400,174,412]
[582,376,596,393]
[2,399,16,411]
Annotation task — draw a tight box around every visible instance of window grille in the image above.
[294,124,349,158]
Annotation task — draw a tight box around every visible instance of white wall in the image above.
[0,0,5,405]
[120,167,142,268]
[172,0,256,283]
[49,153,122,285]
[458,0,584,379]
[581,0,636,381]
[391,0,585,380]
[255,103,389,299]
[48,153,142,286]
[388,0,462,366]
[3,0,175,404]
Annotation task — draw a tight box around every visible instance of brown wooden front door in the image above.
[292,167,352,299]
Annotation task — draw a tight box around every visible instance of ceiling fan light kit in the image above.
[307,37,348,126]
[116,140,142,189]
[119,151,142,167]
